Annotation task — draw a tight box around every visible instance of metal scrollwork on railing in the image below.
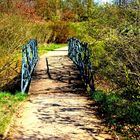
[21,39,38,93]
[68,37,95,91]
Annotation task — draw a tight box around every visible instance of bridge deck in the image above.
[7,47,113,140]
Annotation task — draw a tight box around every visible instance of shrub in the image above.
[91,91,140,138]
[91,91,106,104]
[77,3,140,100]
[0,14,31,89]
[31,23,52,43]
[47,21,75,43]
[0,14,51,90]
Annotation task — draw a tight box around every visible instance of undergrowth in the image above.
[0,92,27,138]
[91,91,140,139]
[0,14,72,90]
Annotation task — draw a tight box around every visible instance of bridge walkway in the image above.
[7,47,113,140]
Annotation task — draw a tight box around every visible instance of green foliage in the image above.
[102,27,140,99]
[75,3,140,101]
[92,91,140,139]
[0,92,27,136]
[91,90,106,103]
[90,41,106,68]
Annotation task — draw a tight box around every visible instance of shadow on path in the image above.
[7,47,113,140]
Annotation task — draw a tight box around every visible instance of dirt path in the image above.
[7,47,114,140]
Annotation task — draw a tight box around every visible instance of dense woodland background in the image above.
[0,0,140,139]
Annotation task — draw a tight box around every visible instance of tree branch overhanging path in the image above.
[7,47,113,140]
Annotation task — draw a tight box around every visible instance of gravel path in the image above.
[7,47,113,140]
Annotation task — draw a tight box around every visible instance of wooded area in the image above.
[0,0,140,139]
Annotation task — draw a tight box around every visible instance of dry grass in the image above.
[0,14,51,89]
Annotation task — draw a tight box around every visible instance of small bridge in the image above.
[21,38,95,94]
[7,38,113,139]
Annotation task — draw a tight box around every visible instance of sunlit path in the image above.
[7,47,113,140]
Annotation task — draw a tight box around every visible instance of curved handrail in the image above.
[21,39,38,93]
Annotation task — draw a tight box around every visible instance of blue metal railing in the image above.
[68,37,95,91]
[21,39,38,93]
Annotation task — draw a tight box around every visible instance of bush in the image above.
[91,91,140,138]
[0,14,31,89]
[91,90,106,104]
[47,21,75,43]
[0,14,51,90]
[31,23,52,43]
[77,3,140,100]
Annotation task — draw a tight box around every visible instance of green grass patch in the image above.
[91,91,140,139]
[38,43,67,56]
[0,92,27,137]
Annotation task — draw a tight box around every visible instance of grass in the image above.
[38,43,67,56]
[0,92,27,137]
[91,91,140,139]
